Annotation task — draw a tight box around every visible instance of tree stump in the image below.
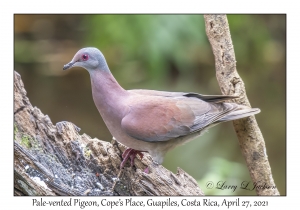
[14,71,204,196]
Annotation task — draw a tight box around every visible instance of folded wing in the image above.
[121,92,245,142]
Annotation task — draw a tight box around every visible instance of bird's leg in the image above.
[120,148,132,169]
[120,148,144,169]
[113,149,146,192]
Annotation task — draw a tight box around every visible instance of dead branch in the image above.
[204,15,279,195]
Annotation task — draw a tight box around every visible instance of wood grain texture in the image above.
[13,71,204,196]
[204,15,280,195]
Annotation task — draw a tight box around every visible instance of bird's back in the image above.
[123,90,260,143]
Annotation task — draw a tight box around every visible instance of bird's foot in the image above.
[143,167,149,173]
[120,148,144,169]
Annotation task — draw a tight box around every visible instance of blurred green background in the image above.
[14,14,286,195]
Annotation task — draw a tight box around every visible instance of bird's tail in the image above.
[218,105,260,122]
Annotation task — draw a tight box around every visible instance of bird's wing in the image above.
[121,95,238,142]
[128,89,239,103]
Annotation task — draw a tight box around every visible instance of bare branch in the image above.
[204,15,280,195]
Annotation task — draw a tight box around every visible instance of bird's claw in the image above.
[120,148,144,169]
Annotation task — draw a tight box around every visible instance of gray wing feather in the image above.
[129,89,239,103]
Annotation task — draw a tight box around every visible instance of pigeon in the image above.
[63,47,260,169]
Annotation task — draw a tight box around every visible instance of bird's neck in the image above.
[89,70,129,116]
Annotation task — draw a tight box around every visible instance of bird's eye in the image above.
[82,54,89,61]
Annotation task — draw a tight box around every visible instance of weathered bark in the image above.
[13,71,204,196]
[204,15,279,195]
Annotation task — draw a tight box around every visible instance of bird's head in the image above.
[63,47,109,72]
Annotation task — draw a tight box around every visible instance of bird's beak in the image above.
[63,61,76,70]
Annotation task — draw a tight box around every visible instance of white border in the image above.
[2,0,295,209]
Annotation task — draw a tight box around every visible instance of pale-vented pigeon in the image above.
[63,47,260,169]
